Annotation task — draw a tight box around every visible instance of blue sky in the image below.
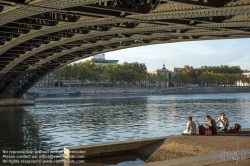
[85,38,250,70]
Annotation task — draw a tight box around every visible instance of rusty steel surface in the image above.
[0,0,250,98]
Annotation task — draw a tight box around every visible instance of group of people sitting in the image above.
[182,112,229,135]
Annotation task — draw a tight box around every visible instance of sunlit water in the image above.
[1,93,250,165]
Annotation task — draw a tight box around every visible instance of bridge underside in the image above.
[0,0,250,98]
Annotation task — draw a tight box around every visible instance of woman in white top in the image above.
[182,116,197,135]
[216,112,229,132]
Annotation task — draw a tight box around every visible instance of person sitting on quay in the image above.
[182,116,197,135]
[204,115,217,135]
[216,112,229,132]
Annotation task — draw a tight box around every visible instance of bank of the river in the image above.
[63,130,250,166]
[29,86,250,95]
[136,132,250,164]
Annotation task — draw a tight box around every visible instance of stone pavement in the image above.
[136,148,250,166]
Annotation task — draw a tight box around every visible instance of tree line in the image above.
[172,65,250,86]
[52,62,249,87]
[53,60,168,87]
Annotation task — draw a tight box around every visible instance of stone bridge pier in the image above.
[0,94,35,106]
[0,98,35,106]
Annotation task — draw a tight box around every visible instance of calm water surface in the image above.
[1,93,250,165]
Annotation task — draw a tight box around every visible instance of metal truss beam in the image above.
[15,34,250,98]
[1,24,250,79]
[2,31,250,97]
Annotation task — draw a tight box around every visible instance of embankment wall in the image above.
[29,86,250,95]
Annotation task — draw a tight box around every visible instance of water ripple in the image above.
[1,93,250,152]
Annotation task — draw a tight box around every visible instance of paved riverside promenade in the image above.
[137,149,250,166]
[63,129,250,166]
[136,128,250,166]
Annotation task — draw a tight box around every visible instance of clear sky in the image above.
[84,38,250,71]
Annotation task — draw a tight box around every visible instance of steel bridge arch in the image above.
[2,34,249,98]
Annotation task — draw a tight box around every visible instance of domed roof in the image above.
[162,63,166,70]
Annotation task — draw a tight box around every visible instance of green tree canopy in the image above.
[172,72,190,83]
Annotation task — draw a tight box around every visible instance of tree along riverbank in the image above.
[29,86,250,95]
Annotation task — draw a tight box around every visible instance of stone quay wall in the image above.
[0,98,35,106]
[160,86,250,94]
[29,86,250,95]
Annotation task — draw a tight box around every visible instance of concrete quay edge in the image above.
[64,135,177,159]
[63,129,250,164]
[0,98,35,106]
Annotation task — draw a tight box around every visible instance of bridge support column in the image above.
[0,98,35,106]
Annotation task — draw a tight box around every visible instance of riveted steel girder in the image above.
[1,0,250,98]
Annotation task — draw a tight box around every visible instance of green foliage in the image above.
[147,73,157,84]
[172,65,245,86]
[172,71,190,83]
[241,75,250,84]
[197,65,242,74]
[180,65,197,80]
[156,73,169,82]
[53,62,247,87]
[196,65,244,86]
[53,60,148,87]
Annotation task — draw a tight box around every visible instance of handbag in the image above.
[196,120,205,135]
[204,129,212,136]
[196,120,212,136]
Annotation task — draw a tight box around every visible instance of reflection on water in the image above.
[0,107,42,151]
[83,154,144,166]
[0,93,250,165]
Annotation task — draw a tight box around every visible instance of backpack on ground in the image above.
[228,123,241,133]
[196,120,205,135]
[231,123,241,131]
[198,125,205,135]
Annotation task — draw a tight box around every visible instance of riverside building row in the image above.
[33,64,184,88]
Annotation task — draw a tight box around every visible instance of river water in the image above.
[1,93,250,165]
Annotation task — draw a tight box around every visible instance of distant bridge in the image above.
[0,0,250,98]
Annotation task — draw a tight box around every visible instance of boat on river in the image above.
[35,89,81,97]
